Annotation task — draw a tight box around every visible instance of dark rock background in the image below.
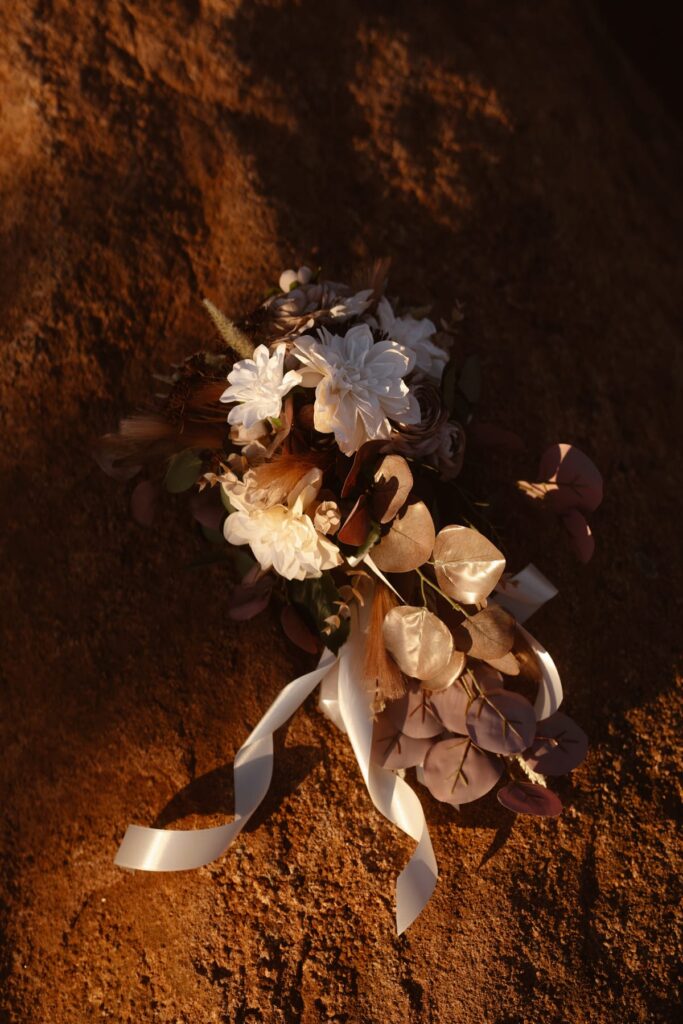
[1,1,680,1021]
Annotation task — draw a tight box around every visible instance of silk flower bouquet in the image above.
[97,261,603,932]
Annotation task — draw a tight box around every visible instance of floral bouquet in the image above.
[97,260,603,932]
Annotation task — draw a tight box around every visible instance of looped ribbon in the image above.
[114,563,561,933]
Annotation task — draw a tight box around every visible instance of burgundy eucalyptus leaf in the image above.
[227,578,273,621]
[94,441,142,481]
[371,714,433,770]
[385,684,443,739]
[189,486,225,531]
[341,440,384,498]
[497,781,563,817]
[465,689,536,755]
[538,443,603,514]
[524,711,588,775]
[561,508,595,563]
[427,680,470,734]
[130,479,158,527]
[423,737,503,805]
[337,495,371,546]
[280,604,321,655]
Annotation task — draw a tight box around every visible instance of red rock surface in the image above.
[1,2,681,1021]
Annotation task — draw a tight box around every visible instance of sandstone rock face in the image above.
[0,2,680,1021]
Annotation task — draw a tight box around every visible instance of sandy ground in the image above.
[0,1,681,1021]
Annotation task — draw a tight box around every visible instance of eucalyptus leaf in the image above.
[164,450,203,494]
[433,524,506,603]
[385,684,444,739]
[524,711,588,776]
[371,711,433,770]
[422,737,502,805]
[455,605,515,660]
[497,781,562,817]
[465,689,536,755]
[130,479,157,527]
[289,573,349,655]
[383,606,453,680]
[372,501,436,573]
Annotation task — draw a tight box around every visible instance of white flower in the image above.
[220,344,301,431]
[376,297,449,380]
[329,288,373,320]
[293,324,420,455]
[224,492,342,581]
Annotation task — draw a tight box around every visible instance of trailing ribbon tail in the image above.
[335,607,438,934]
[114,652,337,872]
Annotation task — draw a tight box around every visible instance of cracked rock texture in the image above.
[0,1,681,1022]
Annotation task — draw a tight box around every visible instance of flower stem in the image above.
[415,568,470,618]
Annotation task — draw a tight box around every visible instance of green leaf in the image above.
[164,450,203,494]
[289,573,350,655]
[201,525,225,546]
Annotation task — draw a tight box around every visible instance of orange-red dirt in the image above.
[1,2,681,1022]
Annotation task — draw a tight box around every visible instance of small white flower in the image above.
[376,297,448,380]
[313,500,341,535]
[329,288,373,320]
[293,324,420,455]
[224,493,342,581]
[220,344,301,431]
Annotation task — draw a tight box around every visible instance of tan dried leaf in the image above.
[455,605,515,660]
[372,501,436,573]
[432,525,506,603]
[371,455,414,524]
[383,606,453,681]
[485,651,520,676]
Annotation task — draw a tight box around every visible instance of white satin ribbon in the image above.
[332,609,438,934]
[115,652,336,871]
[519,624,563,721]
[495,564,558,623]
[492,563,563,720]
